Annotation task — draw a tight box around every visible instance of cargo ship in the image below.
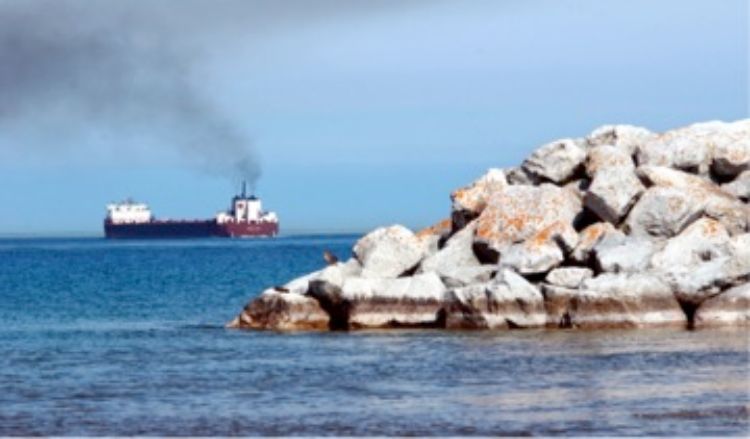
[104,182,279,239]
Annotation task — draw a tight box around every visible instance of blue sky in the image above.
[0,0,747,235]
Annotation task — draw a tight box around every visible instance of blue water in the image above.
[0,237,748,436]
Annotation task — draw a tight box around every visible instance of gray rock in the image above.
[583,145,644,224]
[711,120,750,178]
[500,240,563,275]
[340,272,447,328]
[506,167,539,185]
[625,186,703,238]
[545,267,594,289]
[585,167,644,224]
[593,234,657,273]
[353,225,425,278]
[522,138,587,183]
[563,273,686,328]
[721,170,750,201]
[443,269,546,329]
[635,121,724,174]
[693,283,750,328]
[227,290,330,331]
[637,165,750,235]
[420,221,480,276]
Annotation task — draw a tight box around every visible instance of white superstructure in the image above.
[106,199,153,224]
[216,194,279,224]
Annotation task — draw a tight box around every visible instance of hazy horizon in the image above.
[0,0,747,235]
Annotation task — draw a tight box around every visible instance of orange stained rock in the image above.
[415,218,452,239]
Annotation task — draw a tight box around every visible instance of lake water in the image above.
[0,237,748,436]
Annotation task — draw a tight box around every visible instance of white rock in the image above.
[586,124,655,156]
[635,121,726,174]
[650,218,730,272]
[414,218,452,256]
[318,259,363,288]
[637,165,750,235]
[353,225,425,278]
[443,269,546,329]
[545,267,594,289]
[522,138,587,183]
[420,221,479,276]
[570,222,622,264]
[585,167,644,224]
[499,221,579,274]
[593,234,657,273]
[451,168,508,215]
[565,273,686,328]
[625,186,703,238]
[585,144,635,177]
[711,119,750,178]
[658,234,749,306]
[340,272,447,328]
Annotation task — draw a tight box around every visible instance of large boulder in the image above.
[353,225,425,278]
[227,290,330,331]
[710,119,750,178]
[419,221,496,287]
[499,221,578,274]
[658,233,750,307]
[592,233,658,273]
[624,186,703,238]
[442,270,546,329]
[451,168,508,217]
[650,218,731,273]
[552,273,686,329]
[338,272,447,328]
[635,121,724,174]
[583,145,644,224]
[521,138,586,183]
[586,124,655,156]
[474,184,582,261]
[420,221,480,275]
[637,165,750,235]
[693,283,750,328]
[545,267,593,289]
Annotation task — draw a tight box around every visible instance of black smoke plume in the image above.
[0,0,262,188]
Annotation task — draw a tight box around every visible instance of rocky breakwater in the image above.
[229,119,750,331]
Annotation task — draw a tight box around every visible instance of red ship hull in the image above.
[104,219,278,239]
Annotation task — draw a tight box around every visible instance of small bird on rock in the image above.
[323,250,339,266]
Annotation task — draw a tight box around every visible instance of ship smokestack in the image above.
[242,180,247,198]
